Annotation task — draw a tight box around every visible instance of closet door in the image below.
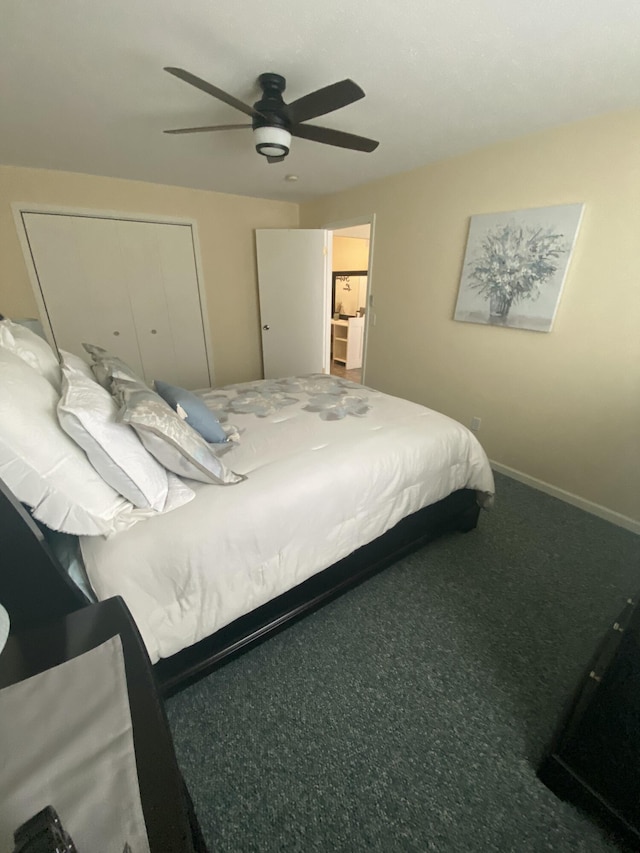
[22,214,145,376]
[21,213,211,389]
[115,220,210,389]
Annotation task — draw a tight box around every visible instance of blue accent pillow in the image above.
[154,380,228,443]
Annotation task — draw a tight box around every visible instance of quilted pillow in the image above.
[112,379,245,485]
[0,318,61,391]
[57,357,170,510]
[154,379,228,443]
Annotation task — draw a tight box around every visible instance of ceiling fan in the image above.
[163,67,379,164]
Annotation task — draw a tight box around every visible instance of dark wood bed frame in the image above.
[0,476,480,697]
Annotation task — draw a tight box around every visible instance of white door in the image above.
[21,213,211,388]
[255,229,330,379]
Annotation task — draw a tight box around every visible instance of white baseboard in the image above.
[490,460,640,535]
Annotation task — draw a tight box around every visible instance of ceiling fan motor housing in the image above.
[252,73,291,158]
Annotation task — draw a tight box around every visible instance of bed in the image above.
[0,322,494,696]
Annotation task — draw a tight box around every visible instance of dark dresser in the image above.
[539,594,640,848]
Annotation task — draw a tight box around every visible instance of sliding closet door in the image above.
[21,213,211,389]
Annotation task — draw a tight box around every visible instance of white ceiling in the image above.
[1,0,639,203]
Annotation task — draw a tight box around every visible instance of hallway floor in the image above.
[329,361,362,384]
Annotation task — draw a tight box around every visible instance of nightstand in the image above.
[0,596,207,852]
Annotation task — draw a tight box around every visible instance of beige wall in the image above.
[0,165,298,386]
[302,110,640,524]
[333,236,369,271]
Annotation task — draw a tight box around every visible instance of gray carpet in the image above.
[166,472,640,852]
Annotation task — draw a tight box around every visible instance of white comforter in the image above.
[80,376,495,663]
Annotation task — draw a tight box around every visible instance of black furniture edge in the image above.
[538,594,640,850]
[0,475,480,696]
[0,476,87,631]
[538,754,640,850]
[0,596,207,852]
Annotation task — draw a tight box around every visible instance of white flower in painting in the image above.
[467,221,569,318]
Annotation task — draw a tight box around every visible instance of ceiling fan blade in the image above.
[164,124,251,135]
[164,67,265,119]
[287,79,365,125]
[266,154,286,164]
[290,123,379,153]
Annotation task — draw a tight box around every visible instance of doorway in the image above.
[327,222,372,384]
[254,221,373,382]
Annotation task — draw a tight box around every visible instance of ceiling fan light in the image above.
[254,126,291,158]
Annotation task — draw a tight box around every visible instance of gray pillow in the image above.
[112,379,245,485]
[82,343,148,390]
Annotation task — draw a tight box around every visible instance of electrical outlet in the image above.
[470,416,481,432]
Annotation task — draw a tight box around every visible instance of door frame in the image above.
[11,203,216,385]
[323,214,375,384]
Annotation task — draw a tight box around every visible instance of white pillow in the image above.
[59,349,95,381]
[57,358,169,510]
[0,318,61,391]
[0,349,194,535]
[0,348,133,535]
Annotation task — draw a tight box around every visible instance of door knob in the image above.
[150,329,157,334]
[262,324,270,331]
[113,331,120,336]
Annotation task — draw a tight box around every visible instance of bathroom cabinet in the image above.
[331,317,364,370]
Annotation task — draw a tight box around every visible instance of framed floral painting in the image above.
[453,203,584,332]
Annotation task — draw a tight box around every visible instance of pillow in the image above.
[154,379,228,443]
[59,349,95,381]
[57,359,169,510]
[0,348,139,536]
[112,379,245,485]
[0,318,61,391]
[82,343,148,390]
